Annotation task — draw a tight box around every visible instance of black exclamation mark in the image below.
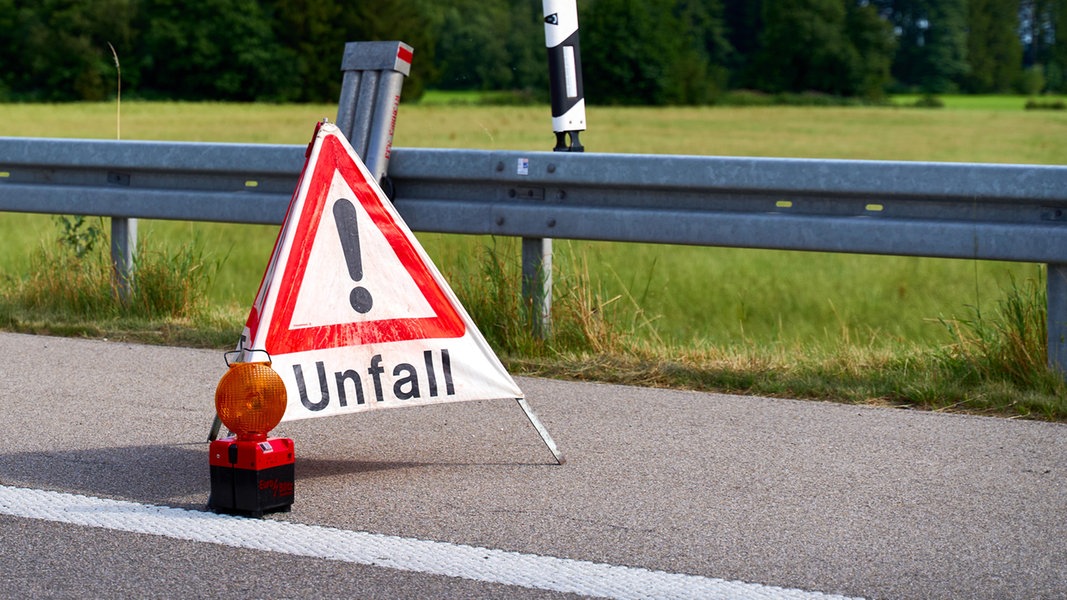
[333,198,373,314]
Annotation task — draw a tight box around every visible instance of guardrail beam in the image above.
[3,138,1067,375]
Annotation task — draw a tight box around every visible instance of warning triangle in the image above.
[240,122,523,423]
[262,133,464,354]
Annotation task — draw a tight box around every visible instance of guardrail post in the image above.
[1048,263,1067,375]
[522,238,553,338]
[111,217,136,303]
[335,41,413,188]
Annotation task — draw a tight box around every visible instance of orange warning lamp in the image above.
[214,361,287,441]
[209,354,295,517]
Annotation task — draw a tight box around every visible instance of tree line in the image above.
[1,0,1065,104]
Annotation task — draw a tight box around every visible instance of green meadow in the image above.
[2,96,1066,417]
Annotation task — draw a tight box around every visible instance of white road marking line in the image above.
[0,485,860,600]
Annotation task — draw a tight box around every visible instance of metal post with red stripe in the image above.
[209,41,413,442]
[543,0,586,152]
[335,41,414,187]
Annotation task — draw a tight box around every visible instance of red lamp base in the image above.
[208,437,294,517]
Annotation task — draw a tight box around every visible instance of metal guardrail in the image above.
[2,136,1067,372]
[4,138,1066,260]
[0,138,299,224]
[390,149,1067,263]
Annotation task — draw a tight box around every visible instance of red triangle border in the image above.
[263,134,466,354]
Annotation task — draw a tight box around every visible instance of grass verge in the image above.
[0,218,238,348]
[2,231,1063,421]
[1,100,1065,421]
[446,239,1066,421]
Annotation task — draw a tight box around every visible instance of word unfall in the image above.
[292,349,455,411]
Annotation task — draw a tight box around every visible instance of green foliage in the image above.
[582,0,721,105]
[1025,97,1067,109]
[847,2,898,100]
[433,0,545,93]
[752,0,894,99]
[1,0,1064,104]
[713,90,872,106]
[263,0,344,102]
[427,3,491,91]
[135,0,298,101]
[965,0,1023,93]
[1022,0,1067,93]
[264,0,445,102]
[0,0,136,101]
[912,93,946,107]
[1021,64,1048,95]
[878,0,970,93]
[55,215,105,259]
[334,0,443,101]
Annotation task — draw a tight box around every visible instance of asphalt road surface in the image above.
[0,332,1064,599]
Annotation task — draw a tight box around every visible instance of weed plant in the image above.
[938,271,1061,392]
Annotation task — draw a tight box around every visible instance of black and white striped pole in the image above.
[522,0,587,339]
[543,0,586,152]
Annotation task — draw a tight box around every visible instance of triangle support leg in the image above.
[208,415,223,442]
[516,398,565,465]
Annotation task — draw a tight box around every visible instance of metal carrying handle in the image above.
[224,348,272,367]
